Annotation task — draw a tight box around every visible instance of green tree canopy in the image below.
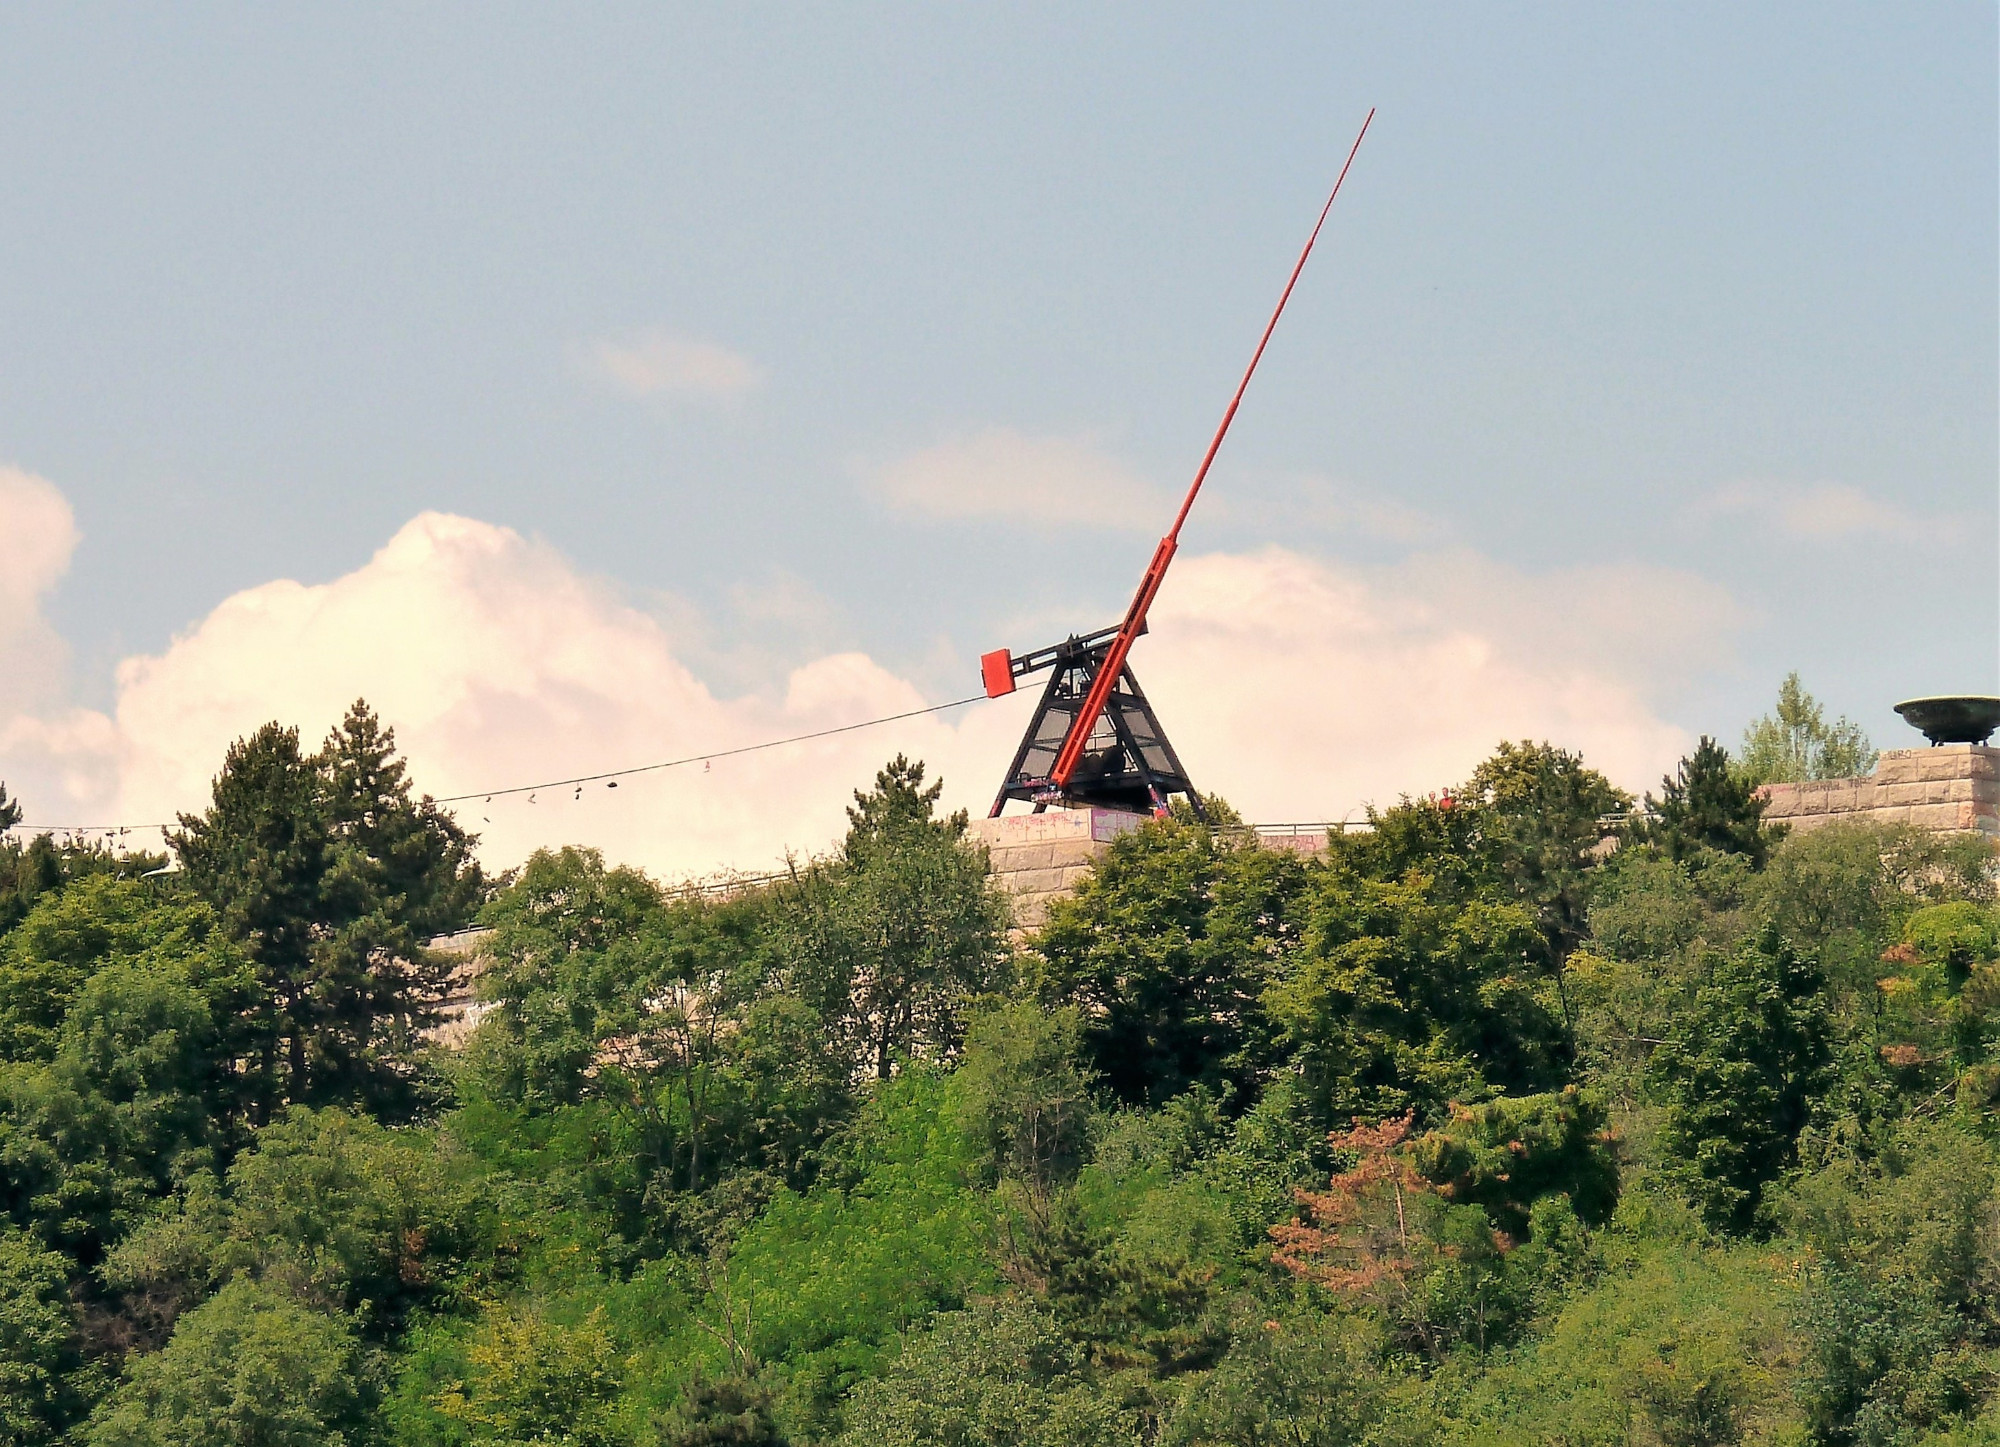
[782,759,1006,1081]
[82,1278,368,1447]
[1033,814,1306,1109]
[1632,736,1779,868]
[0,1226,90,1446]
[838,1302,1134,1447]
[1272,867,1566,1128]
[1462,741,1630,967]
[172,701,482,1114]
[1739,673,1877,786]
[1648,928,1833,1233]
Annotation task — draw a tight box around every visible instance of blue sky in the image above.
[0,5,1993,863]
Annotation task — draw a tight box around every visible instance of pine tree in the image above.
[173,723,330,1111]
[1634,737,1779,868]
[311,701,483,1106]
[842,754,966,866]
[172,702,481,1113]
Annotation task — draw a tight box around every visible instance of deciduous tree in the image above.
[1739,673,1877,786]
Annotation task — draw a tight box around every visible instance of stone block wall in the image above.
[970,811,1356,930]
[968,808,1146,930]
[426,926,496,1046]
[1758,745,2000,837]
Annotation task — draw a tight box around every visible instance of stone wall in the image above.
[1757,745,2000,837]
[968,808,1147,930]
[969,809,1349,930]
[426,926,495,1046]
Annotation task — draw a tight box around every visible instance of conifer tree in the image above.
[172,701,481,1113]
[1633,736,1778,868]
[173,723,329,1110]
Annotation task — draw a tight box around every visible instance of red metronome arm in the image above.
[1048,109,1376,795]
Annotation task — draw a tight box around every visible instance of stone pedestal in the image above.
[969,808,1146,930]
[1758,746,2000,837]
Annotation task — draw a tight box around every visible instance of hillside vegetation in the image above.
[0,702,1997,1447]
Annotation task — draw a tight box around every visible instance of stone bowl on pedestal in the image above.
[1894,696,2000,747]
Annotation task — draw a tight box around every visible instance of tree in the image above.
[842,754,964,866]
[1648,928,1832,1234]
[1034,815,1305,1108]
[1271,1116,1531,1359]
[173,702,481,1112]
[172,723,328,1111]
[1464,741,1630,968]
[1160,1308,1387,1447]
[783,758,1006,1080]
[0,785,163,946]
[1780,1121,2000,1444]
[1739,673,1877,786]
[473,849,850,1206]
[0,934,259,1270]
[950,1001,1095,1193]
[0,877,255,1072]
[658,1376,787,1447]
[0,835,62,946]
[82,1278,369,1447]
[0,1227,90,1446]
[1633,737,1779,869]
[837,1303,1135,1447]
[433,1304,627,1446]
[473,845,666,1108]
[105,1105,479,1338]
[1269,867,1565,1129]
[310,702,483,1102]
[1410,1087,1619,1238]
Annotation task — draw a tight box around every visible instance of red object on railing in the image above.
[1048,109,1376,791]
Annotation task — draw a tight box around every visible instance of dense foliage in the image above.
[0,694,1996,1447]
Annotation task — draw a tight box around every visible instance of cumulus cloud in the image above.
[1695,480,1941,543]
[1132,549,1710,821]
[866,429,1168,530]
[0,486,1733,875]
[588,330,764,401]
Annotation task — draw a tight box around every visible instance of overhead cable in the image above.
[2,692,990,838]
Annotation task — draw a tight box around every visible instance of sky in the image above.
[0,5,1994,878]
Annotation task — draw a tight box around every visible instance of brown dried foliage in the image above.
[1271,1114,1437,1296]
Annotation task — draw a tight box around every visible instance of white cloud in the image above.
[0,489,1733,872]
[0,465,81,715]
[1696,480,1940,543]
[1132,548,1710,819]
[588,330,763,401]
[866,429,1168,530]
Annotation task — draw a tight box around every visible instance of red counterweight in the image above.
[980,649,1016,699]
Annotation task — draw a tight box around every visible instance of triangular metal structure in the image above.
[988,631,1198,817]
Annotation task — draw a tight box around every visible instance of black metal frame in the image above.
[989,630,1200,818]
